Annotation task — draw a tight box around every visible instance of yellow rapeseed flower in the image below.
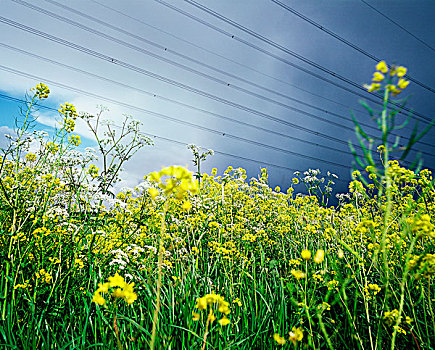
[396,66,407,77]
[314,249,325,264]
[149,187,159,200]
[218,317,230,326]
[397,78,410,89]
[301,249,311,260]
[181,200,192,211]
[273,333,286,345]
[372,72,385,82]
[376,60,388,74]
[291,269,306,280]
[289,327,304,345]
[363,83,381,92]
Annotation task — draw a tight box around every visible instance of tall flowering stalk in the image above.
[351,61,434,349]
[147,166,199,349]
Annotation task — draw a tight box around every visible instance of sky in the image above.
[0,0,434,198]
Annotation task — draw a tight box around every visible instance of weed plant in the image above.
[0,62,434,349]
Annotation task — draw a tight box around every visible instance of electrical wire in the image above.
[161,0,433,124]
[88,0,368,115]
[271,0,435,92]
[32,0,435,150]
[7,0,380,135]
[6,1,434,128]
[0,18,392,155]
[0,43,357,158]
[0,64,359,171]
[0,92,348,185]
[2,42,434,159]
[361,0,435,54]
[2,65,431,173]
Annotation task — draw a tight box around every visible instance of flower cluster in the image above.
[31,83,50,99]
[364,60,410,95]
[35,268,52,284]
[92,272,137,306]
[274,326,303,346]
[59,103,78,133]
[192,292,231,326]
[148,166,199,211]
[88,164,99,179]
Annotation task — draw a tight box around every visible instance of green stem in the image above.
[150,201,168,350]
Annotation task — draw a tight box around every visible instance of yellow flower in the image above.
[397,78,410,89]
[196,297,207,310]
[396,66,407,77]
[292,177,299,185]
[301,249,311,260]
[192,311,200,321]
[92,273,137,306]
[108,272,125,288]
[363,83,381,92]
[92,292,106,305]
[291,269,306,280]
[218,317,230,326]
[386,84,402,95]
[376,60,388,73]
[149,187,159,200]
[289,327,304,345]
[181,200,192,211]
[273,333,286,345]
[314,249,325,264]
[372,72,385,82]
[31,83,50,99]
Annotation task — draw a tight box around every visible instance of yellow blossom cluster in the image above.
[58,103,78,133]
[364,60,409,95]
[92,272,137,306]
[192,292,231,326]
[147,166,199,212]
[30,83,50,99]
[274,327,303,346]
[35,269,52,284]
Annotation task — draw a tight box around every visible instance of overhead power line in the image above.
[88,0,368,115]
[361,0,435,54]
[10,0,433,127]
[0,18,396,156]
[165,0,433,124]
[271,0,435,92]
[0,43,358,158]
[1,64,431,172]
[0,92,349,185]
[2,42,433,156]
[9,0,380,136]
[0,64,359,171]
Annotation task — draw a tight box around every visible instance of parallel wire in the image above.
[2,42,434,160]
[2,65,431,172]
[8,0,377,136]
[30,0,435,150]
[171,0,433,123]
[361,0,435,54]
[0,18,387,155]
[0,43,356,158]
[1,93,350,184]
[271,0,435,92]
[6,1,434,131]
[88,0,368,115]
[0,65,357,170]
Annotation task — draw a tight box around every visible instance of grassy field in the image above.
[0,63,434,349]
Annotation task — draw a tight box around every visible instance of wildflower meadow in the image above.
[0,62,434,349]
